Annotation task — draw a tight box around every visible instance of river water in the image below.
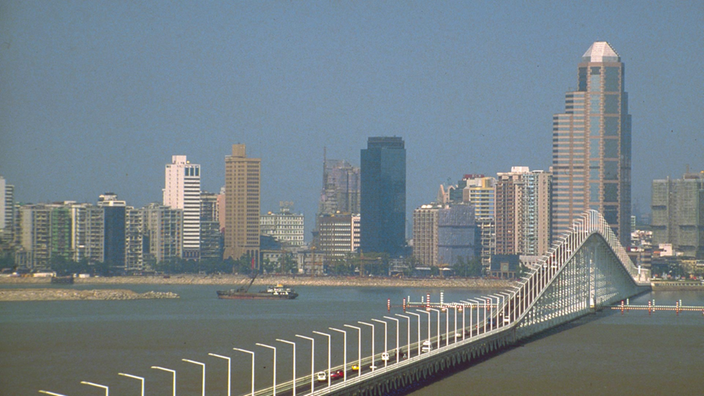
[1,284,702,395]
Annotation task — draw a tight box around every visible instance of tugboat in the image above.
[217,273,298,300]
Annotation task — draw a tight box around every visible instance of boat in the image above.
[216,273,298,300]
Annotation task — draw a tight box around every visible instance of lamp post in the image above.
[38,391,67,396]
[343,325,361,378]
[416,310,431,351]
[151,366,176,396]
[276,339,296,396]
[255,343,276,396]
[371,319,388,367]
[358,321,376,371]
[182,359,206,396]
[383,316,400,364]
[450,305,458,343]
[295,334,315,394]
[80,381,109,396]
[405,311,422,357]
[118,373,145,396]
[427,308,441,349]
[394,314,411,360]
[467,298,482,335]
[232,348,255,396]
[207,354,231,396]
[312,331,331,388]
[329,328,347,382]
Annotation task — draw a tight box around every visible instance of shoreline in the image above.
[0,274,514,290]
[0,288,179,301]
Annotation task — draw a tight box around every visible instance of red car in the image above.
[330,370,344,380]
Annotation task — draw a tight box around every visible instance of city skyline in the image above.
[1,2,703,241]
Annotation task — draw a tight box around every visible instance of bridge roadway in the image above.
[257,211,651,396]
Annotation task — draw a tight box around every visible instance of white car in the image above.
[421,340,432,353]
[316,371,327,382]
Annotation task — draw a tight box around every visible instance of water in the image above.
[1,285,702,395]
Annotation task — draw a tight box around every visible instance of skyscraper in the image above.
[0,176,14,244]
[360,136,406,257]
[98,193,126,268]
[164,155,201,260]
[224,144,261,266]
[551,41,631,246]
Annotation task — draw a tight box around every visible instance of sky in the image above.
[1,1,703,240]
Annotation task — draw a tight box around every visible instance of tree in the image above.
[453,256,483,277]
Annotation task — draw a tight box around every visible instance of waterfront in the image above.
[1,285,702,395]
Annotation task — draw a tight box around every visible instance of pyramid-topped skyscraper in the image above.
[551,41,631,247]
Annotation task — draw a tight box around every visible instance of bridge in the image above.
[38,211,651,396]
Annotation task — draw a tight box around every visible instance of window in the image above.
[604,161,618,180]
[590,116,601,136]
[605,67,619,91]
[604,139,618,158]
[604,117,619,136]
[590,94,600,114]
[590,183,599,202]
[590,139,600,159]
[604,94,619,113]
[603,184,618,202]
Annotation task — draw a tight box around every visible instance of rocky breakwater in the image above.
[0,288,179,301]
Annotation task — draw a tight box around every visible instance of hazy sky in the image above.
[1,1,703,239]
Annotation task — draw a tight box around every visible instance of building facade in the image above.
[224,144,261,265]
[412,205,441,267]
[316,213,360,259]
[319,157,361,215]
[125,206,144,270]
[260,203,305,248]
[98,193,126,268]
[651,172,704,258]
[200,191,222,261]
[551,41,631,247]
[69,203,104,264]
[0,176,15,244]
[360,136,406,257]
[143,203,182,264]
[163,155,201,260]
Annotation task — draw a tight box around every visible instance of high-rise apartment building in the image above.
[143,203,182,264]
[125,206,144,270]
[164,155,201,260]
[260,203,305,247]
[17,204,72,268]
[651,172,704,258]
[317,213,360,259]
[360,136,406,257]
[224,144,261,265]
[551,41,631,246]
[462,175,496,267]
[97,193,126,267]
[0,176,15,243]
[200,191,222,261]
[69,203,104,264]
[413,204,441,267]
[495,167,552,257]
[319,157,361,215]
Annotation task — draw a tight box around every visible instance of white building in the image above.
[260,203,305,247]
[163,155,201,259]
[0,176,14,243]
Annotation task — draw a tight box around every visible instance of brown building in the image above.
[223,144,261,266]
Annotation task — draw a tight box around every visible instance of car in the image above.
[330,370,344,380]
[351,365,360,371]
[421,340,432,353]
[316,371,327,382]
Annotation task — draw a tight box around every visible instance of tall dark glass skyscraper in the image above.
[360,136,406,257]
[551,41,631,247]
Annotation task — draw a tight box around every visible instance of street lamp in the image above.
[232,348,255,396]
[295,334,315,394]
[313,331,331,388]
[405,311,422,357]
[383,316,400,364]
[358,321,376,371]
[329,327,347,382]
[416,310,431,352]
[151,366,176,396]
[343,325,361,378]
[427,308,441,350]
[208,353,231,396]
[371,319,388,367]
[118,373,145,396]
[276,339,296,396]
[80,381,109,396]
[394,314,411,360]
[255,343,276,396]
[182,359,206,396]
